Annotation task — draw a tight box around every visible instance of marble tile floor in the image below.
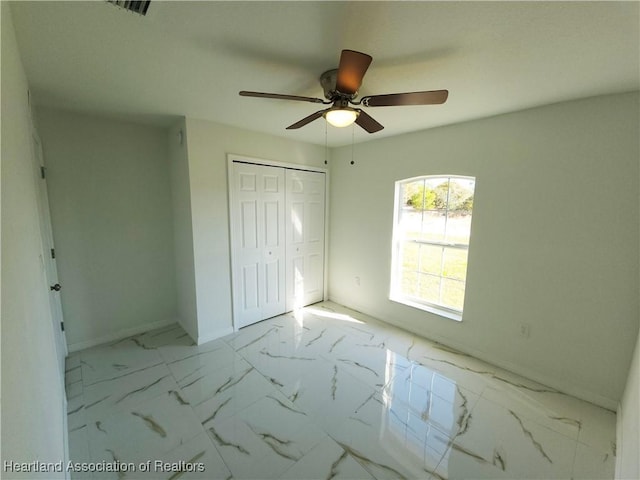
[65,301,616,480]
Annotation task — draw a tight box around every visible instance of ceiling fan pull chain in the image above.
[350,124,355,165]
[324,121,328,165]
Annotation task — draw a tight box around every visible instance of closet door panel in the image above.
[240,200,258,248]
[285,169,326,311]
[231,163,285,328]
[291,201,305,244]
[260,169,286,319]
[241,263,260,311]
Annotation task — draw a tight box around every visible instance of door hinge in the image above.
[40,166,46,179]
[50,248,56,259]
[60,322,65,332]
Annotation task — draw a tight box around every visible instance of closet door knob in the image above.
[50,283,62,292]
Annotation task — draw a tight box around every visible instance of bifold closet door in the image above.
[285,169,326,311]
[230,163,286,328]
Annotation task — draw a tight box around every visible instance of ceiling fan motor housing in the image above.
[321,69,357,101]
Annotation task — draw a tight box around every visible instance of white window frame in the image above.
[389,175,475,322]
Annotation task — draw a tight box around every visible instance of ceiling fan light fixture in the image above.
[324,108,359,128]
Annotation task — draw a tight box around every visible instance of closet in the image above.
[229,158,326,329]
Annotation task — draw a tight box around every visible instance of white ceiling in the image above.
[11,1,640,147]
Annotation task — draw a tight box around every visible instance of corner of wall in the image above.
[169,117,200,342]
[196,326,235,346]
[615,326,640,478]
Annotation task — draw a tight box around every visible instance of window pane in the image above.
[444,178,474,244]
[442,248,468,281]
[447,178,474,211]
[445,212,472,244]
[400,209,422,240]
[441,278,465,310]
[419,244,443,276]
[402,180,428,210]
[402,241,419,270]
[426,178,449,210]
[421,211,446,242]
[418,273,440,304]
[401,269,419,297]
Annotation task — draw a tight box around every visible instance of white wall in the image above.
[168,119,199,341]
[0,3,67,477]
[182,118,327,342]
[35,108,177,350]
[329,92,639,409]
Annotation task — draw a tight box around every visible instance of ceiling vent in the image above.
[106,0,151,16]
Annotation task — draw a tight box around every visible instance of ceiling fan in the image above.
[239,49,449,133]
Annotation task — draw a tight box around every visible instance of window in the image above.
[390,175,475,321]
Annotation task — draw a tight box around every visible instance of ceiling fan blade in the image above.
[361,90,449,107]
[286,109,328,130]
[240,91,326,104]
[355,109,384,133]
[335,50,373,95]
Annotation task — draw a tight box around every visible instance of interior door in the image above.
[32,132,68,376]
[285,169,326,311]
[230,162,286,328]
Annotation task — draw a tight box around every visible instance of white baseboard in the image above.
[197,326,235,345]
[67,318,177,353]
[175,318,234,345]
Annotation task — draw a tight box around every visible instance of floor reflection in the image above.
[65,301,616,480]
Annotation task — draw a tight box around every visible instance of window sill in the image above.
[390,296,462,322]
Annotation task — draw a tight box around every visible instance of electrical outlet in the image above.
[520,323,531,338]
[355,276,361,286]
